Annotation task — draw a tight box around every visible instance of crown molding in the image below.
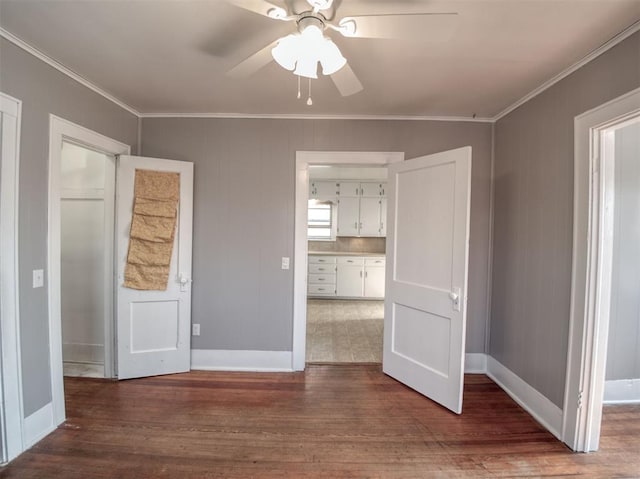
[139,112,494,122]
[3,18,639,125]
[492,19,640,122]
[0,27,141,117]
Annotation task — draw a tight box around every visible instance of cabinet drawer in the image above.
[308,255,337,264]
[308,273,336,284]
[309,263,336,274]
[308,284,336,295]
[337,256,364,266]
[365,258,386,266]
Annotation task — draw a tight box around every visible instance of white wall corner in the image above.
[486,356,563,440]
[23,402,57,449]
[191,349,294,372]
[604,379,640,404]
[465,353,487,373]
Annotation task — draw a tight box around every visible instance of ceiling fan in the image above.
[225,0,459,98]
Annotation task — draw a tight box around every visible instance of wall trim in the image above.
[0,27,141,118]
[464,353,487,373]
[47,115,131,428]
[191,350,294,372]
[23,403,55,449]
[487,356,563,440]
[0,91,25,464]
[604,379,640,404]
[140,112,493,122]
[493,19,640,121]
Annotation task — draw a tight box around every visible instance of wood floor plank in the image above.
[2,365,639,478]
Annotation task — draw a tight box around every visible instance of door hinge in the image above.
[577,390,584,409]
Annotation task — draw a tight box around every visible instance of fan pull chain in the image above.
[307,78,313,106]
[297,75,301,100]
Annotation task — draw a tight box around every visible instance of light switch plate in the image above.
[32,269,44,288]
[281,257,290,270]
[192,323,200,336]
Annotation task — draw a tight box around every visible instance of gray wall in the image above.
[491,31,640,407]
[0,38,139,416]
[141,118,493,354]
[606,121,640,381]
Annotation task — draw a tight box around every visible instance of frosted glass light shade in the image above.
[272,34,299,71]
[320,39,346,75]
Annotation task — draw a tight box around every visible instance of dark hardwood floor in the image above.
[2,365,639,478]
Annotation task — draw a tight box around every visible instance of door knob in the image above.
[449,287,461,312]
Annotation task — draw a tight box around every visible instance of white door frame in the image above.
[292,151,404,371]
[48,115,130,425]
[0,92,24,463]
[563,87,640,452]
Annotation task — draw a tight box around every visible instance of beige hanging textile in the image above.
[124,169,180,290]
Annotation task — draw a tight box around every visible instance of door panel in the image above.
[383,146,471,414]
[116,155,193,379]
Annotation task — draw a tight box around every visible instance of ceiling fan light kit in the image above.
[226,0,459,100]
[271,15,346,80]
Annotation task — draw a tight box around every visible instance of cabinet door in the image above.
[380,198,388,237]
[359,197,382,236]
[361,182,383,197]
[380,182,388,198]
[337,197,360,236]
[338,181,361,197]
[336,264,364,297]
[364,266,385,298]
[312,181,339,198]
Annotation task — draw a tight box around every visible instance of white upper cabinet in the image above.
[310,180,339,198]
[359,198,383,236]
[338,181,361,197]
[360,182,386,197]
[380,198,388,237]
[337,197,360,236]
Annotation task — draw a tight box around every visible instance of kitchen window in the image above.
[308,199,337,240]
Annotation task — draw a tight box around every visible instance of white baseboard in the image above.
[23,402,56,448]
[191,349,294,372]
[465,353,487,373]
[486,356,563,440]
[604,378,640,404]
[63,342,104,364]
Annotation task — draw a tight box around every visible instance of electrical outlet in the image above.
[281,257,290,270]
[192,323,200,336]
[32,269,44,288]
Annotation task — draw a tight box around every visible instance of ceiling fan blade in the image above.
[225,0,288,19]
[227,40,277,79]
[340,13,459,42]
[331,63,363,97]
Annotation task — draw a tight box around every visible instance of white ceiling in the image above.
[1,0,639,118]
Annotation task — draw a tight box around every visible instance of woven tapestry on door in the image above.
[124,169,180,290]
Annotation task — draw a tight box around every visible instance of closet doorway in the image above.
[59,140,115,379]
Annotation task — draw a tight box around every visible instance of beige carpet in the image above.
[306,299,384,363]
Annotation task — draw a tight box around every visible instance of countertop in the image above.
[309,251,386,257]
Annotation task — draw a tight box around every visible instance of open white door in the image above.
[383,146,471,414]
[116,155,193,380]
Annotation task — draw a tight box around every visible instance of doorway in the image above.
[564,87,640,452]
[59,140,115,379]
[47,115,130,425]
[306,166,388,363]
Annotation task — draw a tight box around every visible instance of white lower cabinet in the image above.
[336,257,365,297]
[309,255,385,299]
[364,258,386,298]
[308,255,337,296]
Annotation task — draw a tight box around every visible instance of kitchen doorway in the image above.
[292,152,404,370]
[306,166,388,363]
